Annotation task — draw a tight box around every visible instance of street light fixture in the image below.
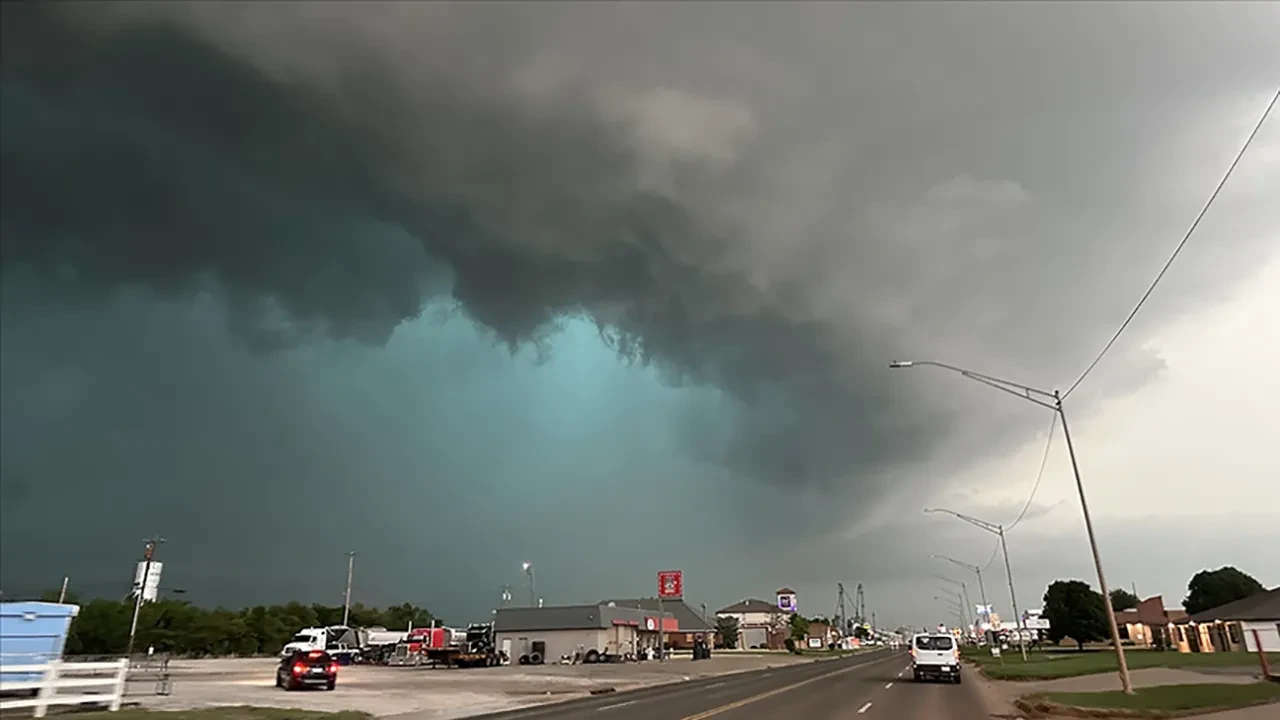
[926,507,1027,661]
[522,562,536,608]
[894,359,1133,693]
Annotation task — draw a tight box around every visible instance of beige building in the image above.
[494,603,675,664]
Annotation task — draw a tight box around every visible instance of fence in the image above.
[0,659,130,717]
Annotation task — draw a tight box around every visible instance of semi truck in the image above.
[389,623,504,668]
[281,626,406,664]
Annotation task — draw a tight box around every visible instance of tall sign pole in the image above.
[127,536,165,657]
[657,570,683,664]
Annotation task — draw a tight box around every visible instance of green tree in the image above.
[1183,567,1265,615]
[1042,580,1108,650]
[1109,588,1139,612]
[788,613,810,642]
[714,615,740,649]
[39,589,436,658]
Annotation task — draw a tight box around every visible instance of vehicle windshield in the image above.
[915,635,954,650]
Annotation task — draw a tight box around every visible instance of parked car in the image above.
[276,650,338,691]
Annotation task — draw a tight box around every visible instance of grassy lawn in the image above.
[962,646,1280,680]
[1035,682,1280,715]
[49,708,370,720]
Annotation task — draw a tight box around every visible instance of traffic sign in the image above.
[658,570,683,598]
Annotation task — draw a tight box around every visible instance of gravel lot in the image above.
[125,654,816,719]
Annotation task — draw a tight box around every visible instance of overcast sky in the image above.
[1,1,1277,628]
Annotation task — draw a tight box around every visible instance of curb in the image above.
[1014,695,1280,719]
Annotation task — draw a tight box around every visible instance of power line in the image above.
[1007,413,1058,532]
[1064,87,1280,400]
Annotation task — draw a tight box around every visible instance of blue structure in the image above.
[0,602,80,683]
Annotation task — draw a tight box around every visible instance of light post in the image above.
[893,359,1132,693]
[926,508,1027,661]
[934,596,964,629]
[934,575,974,637]
[522,562,536,607]
[932,553,990,639]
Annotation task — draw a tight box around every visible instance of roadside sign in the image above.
[658,570,683,598]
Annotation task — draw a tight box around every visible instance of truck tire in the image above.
[529,652,543,665]
[519,654,529,665]
[584,650,599,664]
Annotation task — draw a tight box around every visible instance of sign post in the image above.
[657,571,683,664]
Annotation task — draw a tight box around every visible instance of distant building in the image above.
[717,593,795,650]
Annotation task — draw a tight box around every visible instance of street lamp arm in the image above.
[890,360,1057,410]
[924,508,1002,535]
[931,553,980,574]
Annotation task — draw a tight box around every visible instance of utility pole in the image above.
[127,536,165,657]
[522,562,535,607]
[342,552,355,627]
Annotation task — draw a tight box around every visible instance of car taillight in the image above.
[292,663,306,675]
[328,663,338,674]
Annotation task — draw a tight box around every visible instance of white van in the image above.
[911,633,961,683]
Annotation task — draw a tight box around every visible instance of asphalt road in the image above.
[470,649,998,720]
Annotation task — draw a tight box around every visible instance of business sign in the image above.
[807,637,823,649]
[133,561,163,602]
[1024,618,1051,630]
[658,570,683,599]
[777,592,797,612]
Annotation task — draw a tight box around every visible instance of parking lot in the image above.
[124,654,815,719]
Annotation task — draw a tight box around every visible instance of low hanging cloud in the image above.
[0,2,935,496]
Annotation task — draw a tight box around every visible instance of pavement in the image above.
[126,652,821,718]
[452,649,1001,720]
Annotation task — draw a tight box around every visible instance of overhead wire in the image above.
[1063,88,1280,400]
[1006,413,1058,533]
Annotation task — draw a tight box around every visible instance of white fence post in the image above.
[110,658,130,711]
[0,659,130,715]
[34,660,61,719]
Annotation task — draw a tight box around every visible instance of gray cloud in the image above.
[2,2,1277,617]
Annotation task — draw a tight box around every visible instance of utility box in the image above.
[0,602,81,684]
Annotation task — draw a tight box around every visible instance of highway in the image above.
[471,650,998,720]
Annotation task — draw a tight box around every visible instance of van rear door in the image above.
[913,634,957,666]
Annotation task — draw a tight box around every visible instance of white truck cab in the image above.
[911,632,961,684]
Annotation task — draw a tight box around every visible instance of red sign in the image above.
[658,570,683,599]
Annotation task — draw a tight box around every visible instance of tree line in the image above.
[1041,565,1265,649]
[33,590,436,657]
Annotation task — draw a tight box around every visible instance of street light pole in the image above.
[925,509,1027,661]
[522,562,536,607]
[342,551,356,627]
[934,575,972,631]
[895,360,1133,694]
[932,554,989,641]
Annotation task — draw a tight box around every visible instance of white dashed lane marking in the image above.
[858,701,873,713]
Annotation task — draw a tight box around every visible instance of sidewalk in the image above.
[966,661,1277,719]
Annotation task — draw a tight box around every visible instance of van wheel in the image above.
[953,674,962,684]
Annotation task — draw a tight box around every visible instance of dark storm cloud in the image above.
[0,3,919,490]
[2,1,1278,615]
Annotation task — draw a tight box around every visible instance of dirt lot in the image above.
[124,654,815,719]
